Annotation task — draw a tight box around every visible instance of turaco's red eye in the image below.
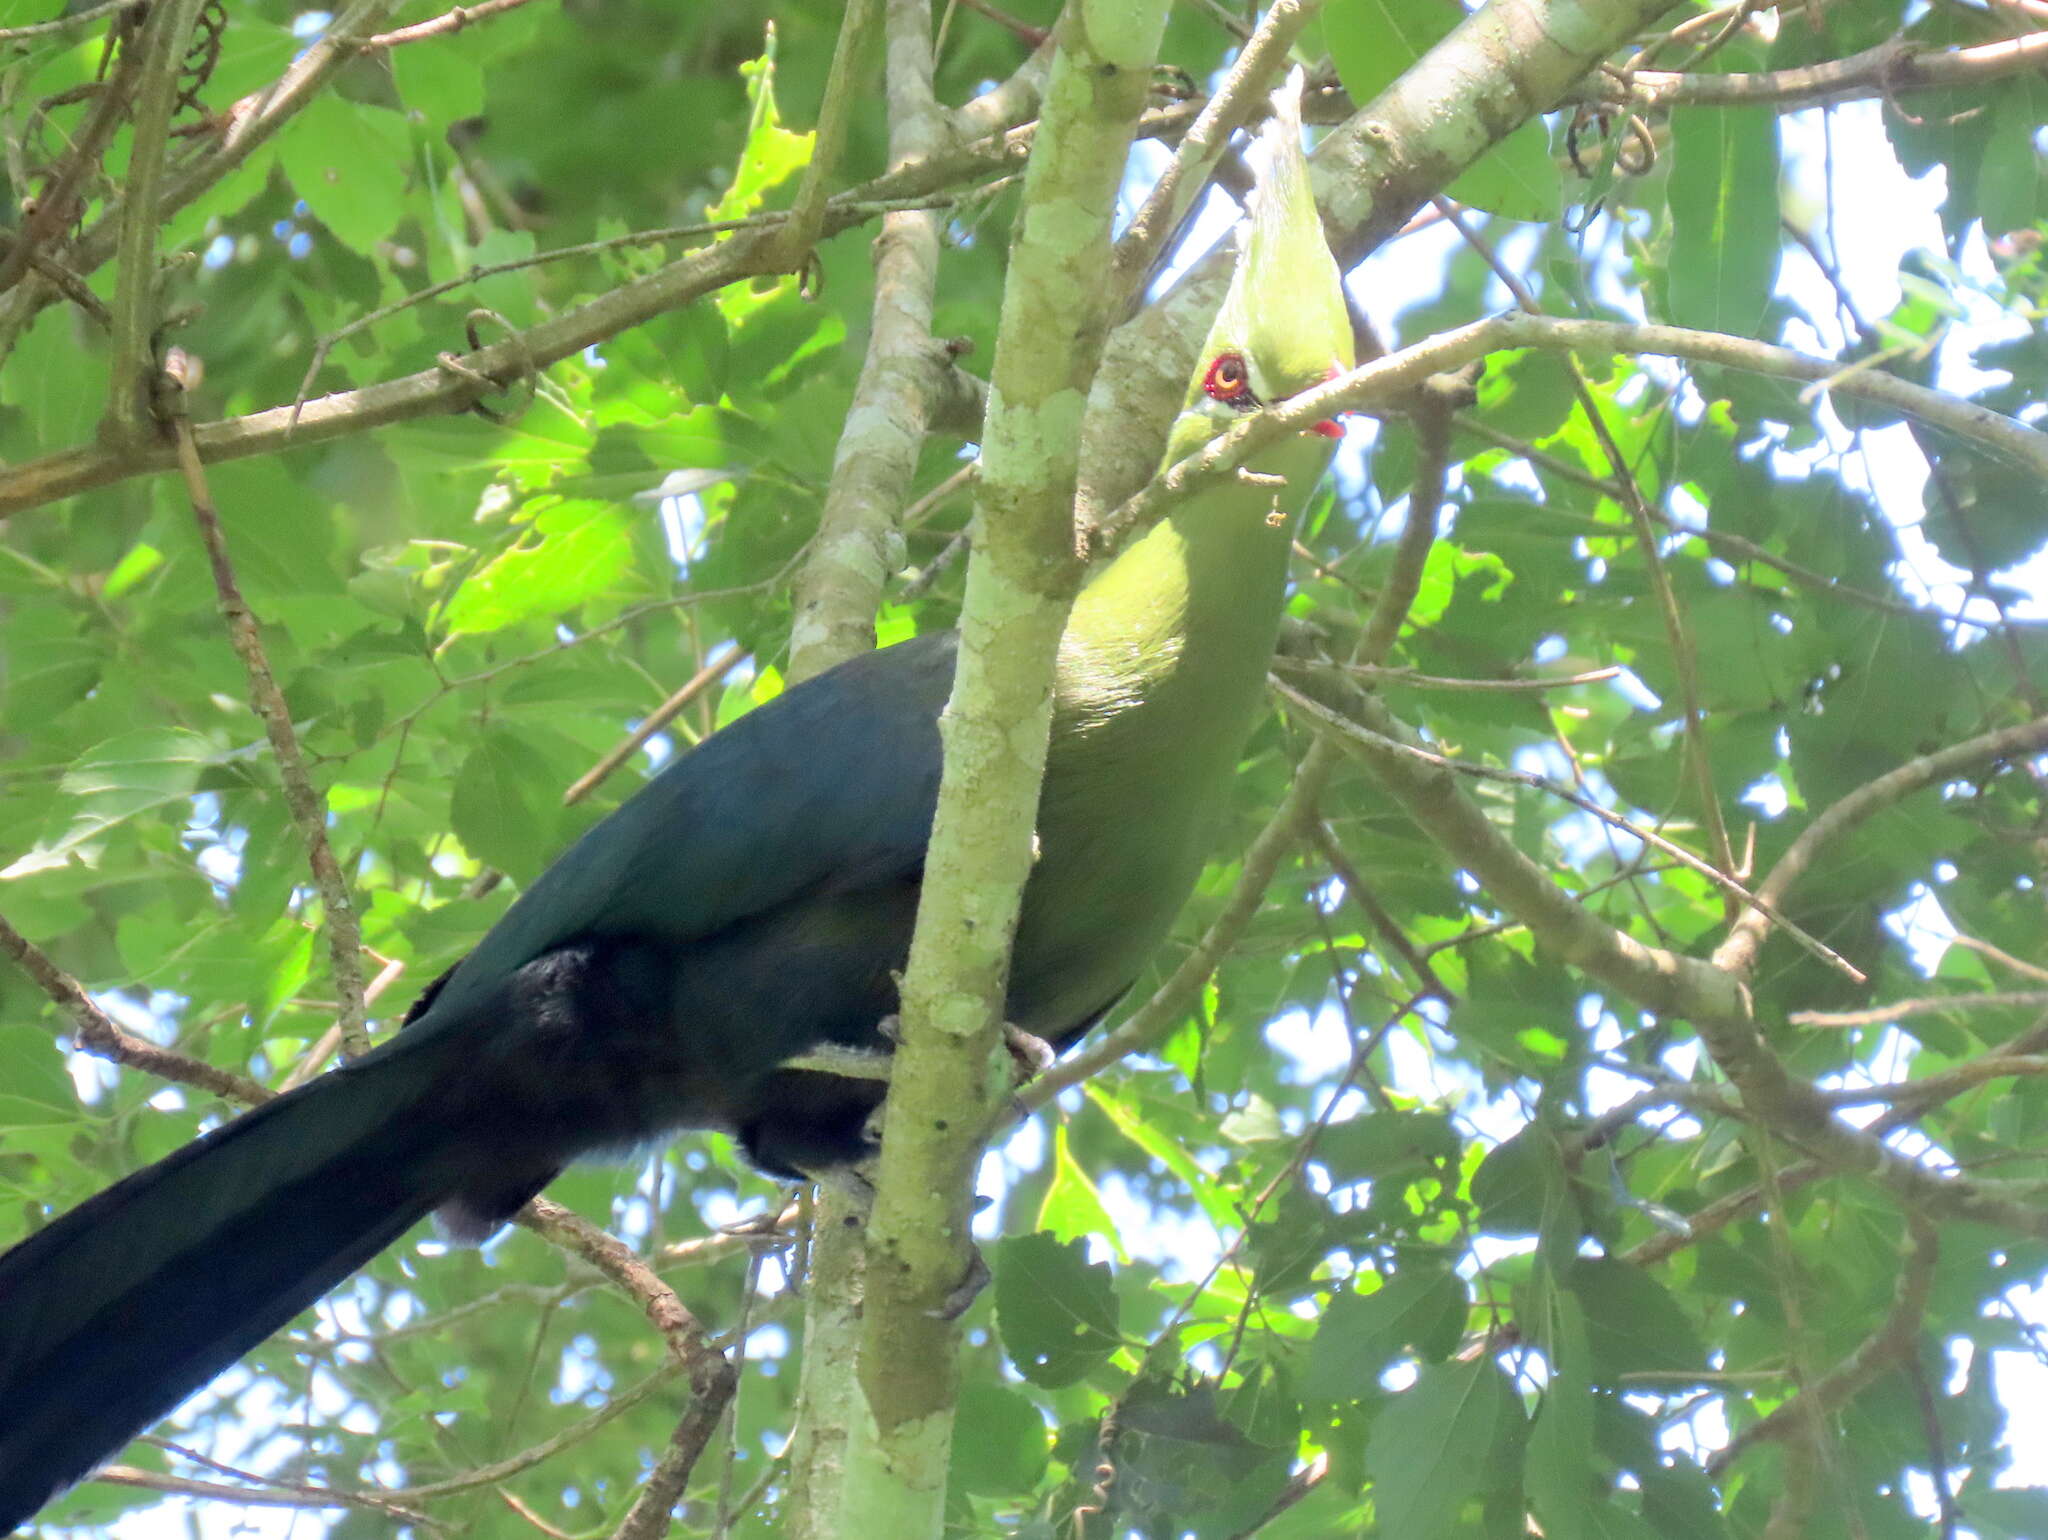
[1202,352,1258,410]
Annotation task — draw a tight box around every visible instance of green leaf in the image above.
[2,608,100,730]
[1667,105,1781,335]
[393,39,486,122]
[0,305,97,455]
[1567,1257,1707,1382]
[440,500,641,640]
[1974,83,2039,234]
[449,727,564,882]
[276,94,413,255]
[994,1232,1121,1389]
[1472,1125,1573,1244]
[3,729,224,878]
[1087,1084,1238,1230]
[1315,1109,1459,1185]
[705,41,814,224]
[1527,1293,1598,1518]
[1301,1266,1467,1400]
[1477,349,1577,441]
[0,1019,87,1182]
[950,1384,1050,1495]
[1365,1358,1526,1534]
[1329,0,1556,220]
[1036,1123,1127,1260]
[1449,120,1562,223]
[1326,0,1459,103]
[1527,1294,1662,1536]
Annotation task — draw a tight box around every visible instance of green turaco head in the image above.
[1165,70,1355,466]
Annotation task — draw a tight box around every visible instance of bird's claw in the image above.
[1002,1023,1056,1084]
[926,1245,992,1320]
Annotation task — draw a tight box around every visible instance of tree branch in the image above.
[1614,30,2048,109]
[850,8,1169,1534]
[0,909,272,1106]
[1707,1216,1938,1475]
[788,0,951,680]
[168,394,371,1058]
[1098,315,2048,550]
[1715,714,2048,980]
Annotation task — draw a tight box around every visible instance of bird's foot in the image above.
[717,1198,798,1241]
[1002,1023,1056,1084]
[820,1159,879,1213]
[928,1245,993,1320]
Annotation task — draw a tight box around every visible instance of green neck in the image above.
[1010,432,1331,1030]
[1057,432,1327,763]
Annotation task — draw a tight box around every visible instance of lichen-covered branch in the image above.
[846,4,1169,1534]
[789,0,951,681]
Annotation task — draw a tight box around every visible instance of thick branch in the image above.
[852,8,1168,1534]
[788,0,951,680]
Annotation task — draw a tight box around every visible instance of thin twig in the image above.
[1947,932,2048,985]
[1813,1054,2048,1107]
[136,1436,447,1528]
[1273,677,1866,982]
[777,0,881,267]
[90,1466,439,1525]
[1453,414,1933,622]
[0,909,271,1105]
[513,1200,739,1534]
[1707,1215,1938,1474]
[290,193,966,420]
[0,0,146,43]
[1110,0,1321,304]
[1016,742,1334,1112]
[166,384,372,1057]
[1610,30,2048,110]
[1438,198,1737,881]
[1792,992,2048,1029]
[362,0,541,47]
[1092,315,2048,555]
[1716,714,2048,979]
[561,645,750,805]
[1285,658,1624,692]
[389,1364,686,1498]
[0,21,145,303]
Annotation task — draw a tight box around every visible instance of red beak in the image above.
[1307,364,1346,438]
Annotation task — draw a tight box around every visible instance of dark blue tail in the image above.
[0,1030,491,1529]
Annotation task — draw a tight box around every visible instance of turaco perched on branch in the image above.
[0,74,1352,1528]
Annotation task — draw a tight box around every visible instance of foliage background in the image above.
[1,0,2047,1536]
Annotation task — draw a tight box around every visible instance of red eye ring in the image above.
[1202,352,1259,411]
